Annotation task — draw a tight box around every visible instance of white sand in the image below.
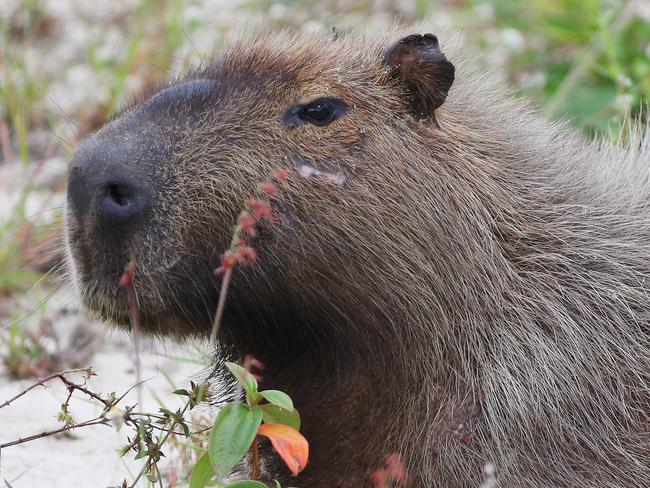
[0,335,212,488]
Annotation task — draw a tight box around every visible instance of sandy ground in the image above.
[0,329,213,488]
[0,266,213,487]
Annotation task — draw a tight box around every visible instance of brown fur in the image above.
[65,30,650,487]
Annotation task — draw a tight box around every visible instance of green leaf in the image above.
[159,407,174,417]
[134,449,148,460]
[190,451,214,488]
[224,482,268,488]
[173,389,190,396]
[180,420,190,437]
[260,404,301,431]
[208,403,263,480]
[225,362,259,402]
[259,390,293,412]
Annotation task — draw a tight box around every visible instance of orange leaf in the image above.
[257,423,309,476]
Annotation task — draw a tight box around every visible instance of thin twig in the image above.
[113,377,151,406]
[0,418,109,449]
[0,368,93,410]
[59,376,110,406]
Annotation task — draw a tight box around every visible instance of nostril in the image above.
[97,180,149,224]
[107,183,128,207]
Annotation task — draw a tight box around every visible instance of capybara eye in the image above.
[283,97,348,127]
[300,99,335,125]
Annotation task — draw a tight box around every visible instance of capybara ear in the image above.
[382,33,455,119]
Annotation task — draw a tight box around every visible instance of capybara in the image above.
[65,30,650,487]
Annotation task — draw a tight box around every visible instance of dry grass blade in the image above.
[119,255,143,406]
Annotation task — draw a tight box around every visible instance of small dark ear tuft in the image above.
[382,33,455,119]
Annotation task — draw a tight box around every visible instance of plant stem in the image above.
[128,400,192,488]
[251,437,260,480]
[122,256,143,406]
[209,222,241,344]
[209,267,233,345]
[0,368,92,410]
[0,418,109,449]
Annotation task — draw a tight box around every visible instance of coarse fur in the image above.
[65,29,650,487]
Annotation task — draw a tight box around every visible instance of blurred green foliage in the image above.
[461,0,649,137]
[1,0,648,142]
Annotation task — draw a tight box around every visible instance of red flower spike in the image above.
[241,246,257,263]
[244,355,265,371]
[259,182,278,197]
[247,199,273,220]
[271,168,289,185]
[371,453,407,487]
[119,257,137,287]
[234,253,244,267]
[118,271,132,287]
[215,251,237,274]
[238,210,257,230]
[244,354,265,382]
[238,210,258,238]
[386,453,407,481]
[232,246,244,260]
[371,470,388,488]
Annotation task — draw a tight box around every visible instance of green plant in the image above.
[451,0,649,138]
[188,363,307,488]
[1,320,45,378]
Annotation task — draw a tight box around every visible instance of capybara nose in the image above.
[96,177,149,223]
[67,143,151,231]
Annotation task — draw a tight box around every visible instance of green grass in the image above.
[0,0,197,293]
[451,0,649,138]
[0,0,203,374]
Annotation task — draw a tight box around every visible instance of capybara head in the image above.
[65,31,457,356]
